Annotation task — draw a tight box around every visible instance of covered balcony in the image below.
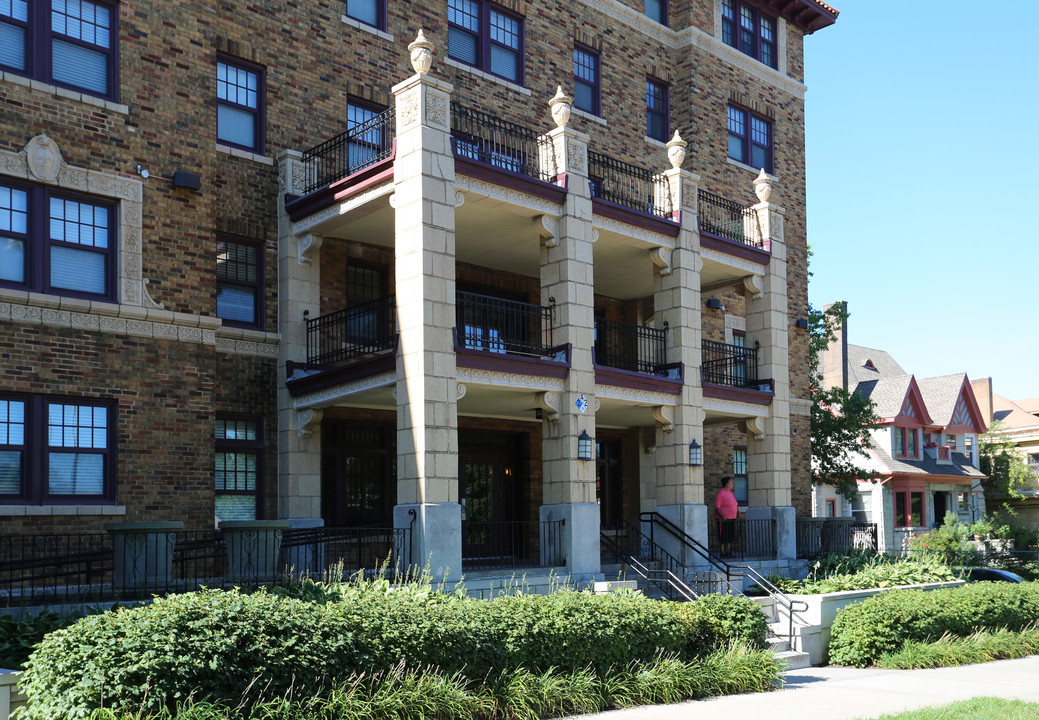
[701,339,761,389]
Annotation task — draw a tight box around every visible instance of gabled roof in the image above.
[918,374,987,434]
[855,375,932,426]
[992,394,1039,430]
[846,344,907,387]
[1018,398,1039,416]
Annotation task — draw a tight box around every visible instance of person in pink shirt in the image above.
[714,476,738,557]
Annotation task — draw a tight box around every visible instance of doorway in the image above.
[460,431,525,562]
[596,437,623,531]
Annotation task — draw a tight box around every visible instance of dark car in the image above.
[965,568,1027,583]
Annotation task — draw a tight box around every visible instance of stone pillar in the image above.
[276,149,323,522]
[220,520,292,583]
[653,135,709,567]
[391,34,463,581]
[106,521,183,592]
[538,90,599,578]
[745,171,793,515]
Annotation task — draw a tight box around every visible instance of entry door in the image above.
[596,438,623,531]
[321,423,394,527]
[460,432,522,559]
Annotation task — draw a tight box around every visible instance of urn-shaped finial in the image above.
[753,168,774,203]
[408,30,435,75]
[666,131,687,169]
[549,86,573,128]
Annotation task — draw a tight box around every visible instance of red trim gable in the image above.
[893,377,933,427]
[946,377,988,435]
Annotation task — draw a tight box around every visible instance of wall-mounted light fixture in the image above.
[706,298,722,310]
[688,438,702,467]
[795,318,809,329]
[578,430,593,461]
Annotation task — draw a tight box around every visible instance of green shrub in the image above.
[0,609,85,670]
[670,593,768,652]
[828,581,1039,667]
[772,554,957,595]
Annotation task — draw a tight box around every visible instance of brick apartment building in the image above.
[0,0,837,579]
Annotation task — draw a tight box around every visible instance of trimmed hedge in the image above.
[19,584,768,718]
[829,581,1039,667]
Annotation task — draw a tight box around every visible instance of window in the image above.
[825,498,837,518]
[894,427,918,458]
[727,105,772,172]
[721,0,777,69]
[0,0,117,99]
[0,394,115,504]
[215,416,263,522]
[216,57,264,152]
[732,448,748,504]
[347,99,389,174]
[644,0,666,25]
[573,45,599,115]
[345,0,383,30]
[1029,453,1039,470]
[646,78,669,142]
[216,236,263,329]
[945,433,957,450]
[448,0,523,84]
[895,490,924,527]
[0,182,115,300]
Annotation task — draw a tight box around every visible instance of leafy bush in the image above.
[769,554,957,595]
[828,581,1039,667]
[0,609,85,670]
[669,593,768,652]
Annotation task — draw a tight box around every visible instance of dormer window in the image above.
[863,359,877,371]
[894,427,918,458]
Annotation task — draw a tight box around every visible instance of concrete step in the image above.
[774,649,812,670]
[768,636,790,653]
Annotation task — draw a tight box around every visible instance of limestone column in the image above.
[276,149,323,522]
[651,133,709,567]
[744,170,794,559]
[537,88,599,578]
[390,32,463,580]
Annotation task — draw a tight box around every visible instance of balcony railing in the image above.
[456,291,554,357]
[595,318,666,375]
[451,105,555,182]
[701,339,759,388]
[462,520,565,571]
[796,519,878,560]
[697,189,759,246]
[301,107,396,194]
[589,151,672,218]
[707,517,775,559]
[305,295,396,366]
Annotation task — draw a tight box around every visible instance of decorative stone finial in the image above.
[408,30,434,75]
[753,168,774,203]
[549,86,573,128]
[666,131,687,169]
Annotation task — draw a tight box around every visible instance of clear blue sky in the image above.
[803,1,1039,402]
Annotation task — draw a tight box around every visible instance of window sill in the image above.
[444,58,531,96]
[340,14,394,41]
[726,157,770,175]
[216,144,275,166]
[0,504,127,517]
[572,107,607,126]
[645,135,668,149]
[0,71,128,114]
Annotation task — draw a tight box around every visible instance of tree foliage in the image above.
[809,302,880,501]
[979,419,1034,516]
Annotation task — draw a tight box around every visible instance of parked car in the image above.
[964,568,1027,583]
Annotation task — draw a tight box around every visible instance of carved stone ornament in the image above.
[549,86,572,129]
[297,408,324,439]
[456,382,467,400]
[666,131,687,169]
[26,135,62,183]
[651,405,674,433]
[743,273,764,300]
[744,416,765,440]
[753,168,774,204]
[535,391,561,422]
[408,30,434,75]
[533,214,559,248]
[426,93,447,127]
[297,232,323,265]
[650,247,672,276]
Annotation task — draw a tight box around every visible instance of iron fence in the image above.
[305,295,396,366]
[594,318,666,375]
[451,105,555,182]
[707,516,775,560]
[301,108,395,194]
[588,151,671,217]
[697,189,759,246]
[796,519,878,560]
[456,291,554,357]
[462,520,565,572]
[701,339,759,388]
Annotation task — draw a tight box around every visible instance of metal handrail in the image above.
[641,511,810,650]
[305,295,397,366]
[456,291,554,357]
[594,318,667,375]
[702,339,759,388]
[301,107,395,194]
[697,189,759,246]
[588,150,672,218]
[600,528,697,602]
[451,104,555,182]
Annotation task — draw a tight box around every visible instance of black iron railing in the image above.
[701,339,759,388]
[600,520,701,601]
[707,516,775,560]
[0,532,111,606]
[301,108,396,194]
[305,295,396,366]
[461,520,565,571]
[589,151,671,218]
[697,189,759,246]
[595,318,666,375]
[281,526,409,575]
[796,519,878,560]
[451,105,555,182]
[456,291,554,357]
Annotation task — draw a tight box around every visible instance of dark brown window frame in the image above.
[214,414,265,522]
[216,233,265,330]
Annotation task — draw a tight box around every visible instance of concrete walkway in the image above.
[568,656,1039,720]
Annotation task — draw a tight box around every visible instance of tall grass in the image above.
[877,626,1039,669]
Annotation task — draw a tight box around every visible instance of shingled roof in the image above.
[918,374,968,426]
[855,375,913,419]
[846,344,906,387]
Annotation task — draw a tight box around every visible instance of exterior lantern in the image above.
[688,438,702,467]
[577,430,593,461]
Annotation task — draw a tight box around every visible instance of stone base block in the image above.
[539,503,600,579]
[394,503,462,582]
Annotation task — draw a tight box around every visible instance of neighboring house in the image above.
[971,378,1039,529]
[817,307,986,553]
[0,0,839,580]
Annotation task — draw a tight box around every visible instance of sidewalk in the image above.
[569,656,1039,720]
